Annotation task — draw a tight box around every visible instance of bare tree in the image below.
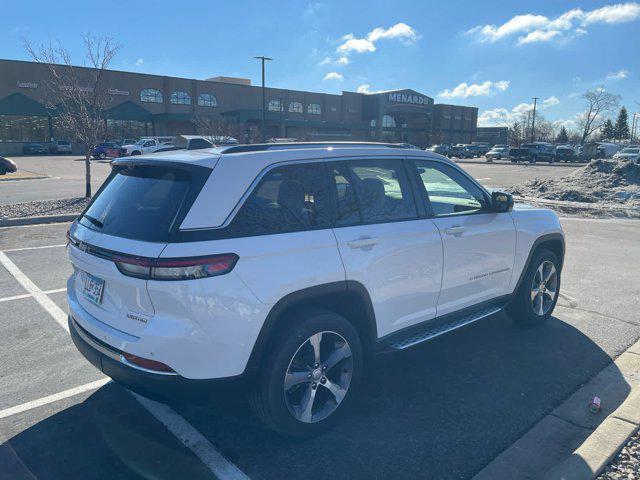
[508,121,524,146]
[25,34,119,197]
[193,116,243,145]
[577,88,620,144]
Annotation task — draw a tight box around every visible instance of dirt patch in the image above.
[508,159,640,209]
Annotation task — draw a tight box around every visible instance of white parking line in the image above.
[0,379,110,420]
[0,248,251,480]
[0,288,67,304]
[0,252,68,331]
[133,393,251,480]
[2,244,66,252]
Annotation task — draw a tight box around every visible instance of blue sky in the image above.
[3,0,640,130]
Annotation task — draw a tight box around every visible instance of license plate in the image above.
[80,271,105,305]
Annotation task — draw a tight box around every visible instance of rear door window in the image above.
[330,158,418,225]
[229,163,331,236]
[79,165,202,242]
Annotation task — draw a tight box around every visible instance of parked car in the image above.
[67,142,564,437]
[172,135,215,151]
[511,143,556,163]
[613,147,640,162]
[22,142,47,154]
[486,146,510,161]
[447,145,475,159]
[0,156,17,175]
[555,146,578,163]
[597,143,624,159]
[426,145,450,156]
[92,142,125,159]
[471,142,491,156]
[122,138,173,156]
[458,144,483,158]
[50,139,72,154]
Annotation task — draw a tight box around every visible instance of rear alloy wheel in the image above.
[250,310,362,437]
[508,249,560,325]
[284,331,353,423]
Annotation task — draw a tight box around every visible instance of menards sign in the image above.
[387,92,431,106]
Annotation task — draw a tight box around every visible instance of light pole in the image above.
[531,97,539,142]
[253,56,272,143]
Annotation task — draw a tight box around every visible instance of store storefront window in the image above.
[170,91,192,105]
[0,115,49,142]
[198,93,217,107]
[140,88,163,103]
[106,119,152,141]
[268,99,283,112]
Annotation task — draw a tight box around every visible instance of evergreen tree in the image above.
[556,126,569,144]
[601,119,615,140]
[614,107,630,140]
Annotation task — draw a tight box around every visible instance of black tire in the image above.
[250,309,363,437]
[507,249,561,326]
[99,152,106,159]
[529,156,537,164]
[130,150,141,156]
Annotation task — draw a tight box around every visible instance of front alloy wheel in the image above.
[530,260,558,316]
[284,331,353,423]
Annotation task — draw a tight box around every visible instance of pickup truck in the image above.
[510,143,556,163]
[122,138,173,156]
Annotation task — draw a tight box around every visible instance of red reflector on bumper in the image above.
[122,352,175,373]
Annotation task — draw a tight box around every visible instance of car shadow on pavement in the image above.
[0,313,630,480]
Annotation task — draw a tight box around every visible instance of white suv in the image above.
[66,143,564,436]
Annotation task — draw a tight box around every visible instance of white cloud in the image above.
[357,84,372,93]
[323,72,343,81]
[478,108,513,126]
[606,69,629,80]
[337,37,376,54]
[135,58,144,66]
[467,2,640,45]
[366,23,419,43]
[335,56,350,65]
[582,3,640,24]
[517,30,562,44]
[318,57,331,66]
[336,22,419,55]
[543,95,560,107]
[438,80,510,99]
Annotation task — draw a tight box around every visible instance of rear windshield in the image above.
[79,165,198,242]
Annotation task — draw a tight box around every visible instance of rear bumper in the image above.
[69,315,248,402]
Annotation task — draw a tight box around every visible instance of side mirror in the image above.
[491,191,514,213]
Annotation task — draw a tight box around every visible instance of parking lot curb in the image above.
[0,213,78,227]
[473,337,640,480]
[0,174,48,182]
[544,389,640,480]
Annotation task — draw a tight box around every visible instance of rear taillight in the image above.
[114,254,239,281]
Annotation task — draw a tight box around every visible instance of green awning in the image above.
[107,101,153,122]
[0,93,49,116]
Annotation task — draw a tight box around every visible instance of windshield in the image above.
[621,148,639,154]
[135,139,149,145]
[79,165,197,242]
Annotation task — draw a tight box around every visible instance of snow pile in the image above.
[508,159,640,208]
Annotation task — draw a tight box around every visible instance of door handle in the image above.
[444,226,465,236]
[347,236,378,249]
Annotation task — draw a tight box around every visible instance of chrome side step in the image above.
[387,306,503,350]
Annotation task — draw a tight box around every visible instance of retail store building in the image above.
[0,58,478,152]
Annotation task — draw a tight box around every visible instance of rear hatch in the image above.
[68,159,211,336]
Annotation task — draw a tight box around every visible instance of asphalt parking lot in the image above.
[1,218,639,480]
[1,154,583,205]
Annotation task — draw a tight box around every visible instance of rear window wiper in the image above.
[82,214,104,229]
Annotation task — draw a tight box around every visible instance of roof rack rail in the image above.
[219,141,409,154]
